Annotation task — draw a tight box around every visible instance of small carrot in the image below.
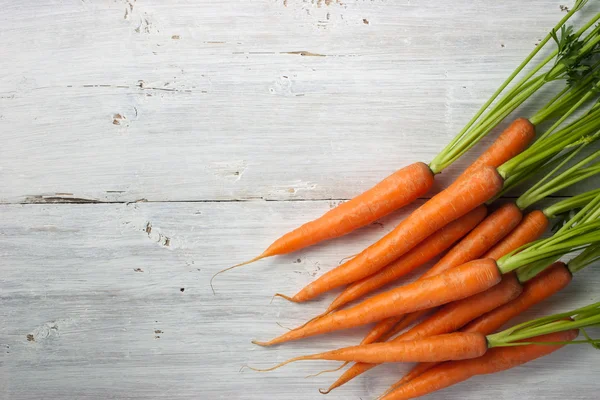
[458,118,536,179]
[254,258,502,346]
[277,166,504,303]
[395,261,571,388]
[484,210,549,260]
[320,274,522,393]
[379,330,578,400]
[324,205,487,313]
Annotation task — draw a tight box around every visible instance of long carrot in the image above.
[276,166,504,303]
[394,261,571,388]
[254,258,503,346]
[252,332,489,368]
[324,205,488,313]
[320,274,522,393]
[379,330,578,400]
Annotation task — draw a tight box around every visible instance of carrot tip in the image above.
[276,321,293,331]
[251,339,270,347]
[209,253,267,294]
[338,253,359,265]
[305,362,348,378]
[273,293,296,303]
[318,388,331,395]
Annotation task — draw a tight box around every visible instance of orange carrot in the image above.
[252,332,488,369]
[459,118,536,179]
[254,258,502,346]
[423,202,523,279]
[279,166,504,302]
[354,202,522,347]
[325,205,487,313]
[465,262,571,333]
[223,117,533,275]
[484,210,549,260]
[321,273,522,393]
[396,262,571,387]
[380,330,578,400]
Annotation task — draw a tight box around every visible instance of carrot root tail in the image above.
[245,356,310,372]
[276,322,293,331]
[338,253,359,265]
[306,362,349,379]
[210,253,267,294]
[319,388,332,395]
[273,293,296,303]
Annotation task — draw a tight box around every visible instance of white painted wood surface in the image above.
[2,1,600,399]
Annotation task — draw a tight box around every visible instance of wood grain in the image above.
[1,0,599,203]
[2,1,600,399]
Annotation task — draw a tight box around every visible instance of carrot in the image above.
[379,330,578,400]
[251,332,488,369]
[484,210,549,260]
[351,202,523,349]
[459,118,535,179]
[277,166,504,303]
[258,162,436,261]
[253,258,502,346]
[395,261,571,387]
[321,274,522,393]
[324,205,487,313]
[465,262,571,334]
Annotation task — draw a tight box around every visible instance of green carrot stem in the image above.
[493,339,600,347]
[498,110,600,178]
[514,146,587,209]
[498,235,600,274]
[515,255,564,283]
[517,152,600,209]
[428,6,593,173]
[556,192,600,234]
[487,300,600,347]
[531,87,598,136]
[495,302,600,340]
[567,244,600,274]
[489,313,600,347]
[544,188,600,218]
[436,78,547,170]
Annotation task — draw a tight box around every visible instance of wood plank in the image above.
[2,0,599,203]
[1,201,598,399]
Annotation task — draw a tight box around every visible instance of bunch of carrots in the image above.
[214,2,600,398]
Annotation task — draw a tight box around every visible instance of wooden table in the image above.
[2,1,599,399]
